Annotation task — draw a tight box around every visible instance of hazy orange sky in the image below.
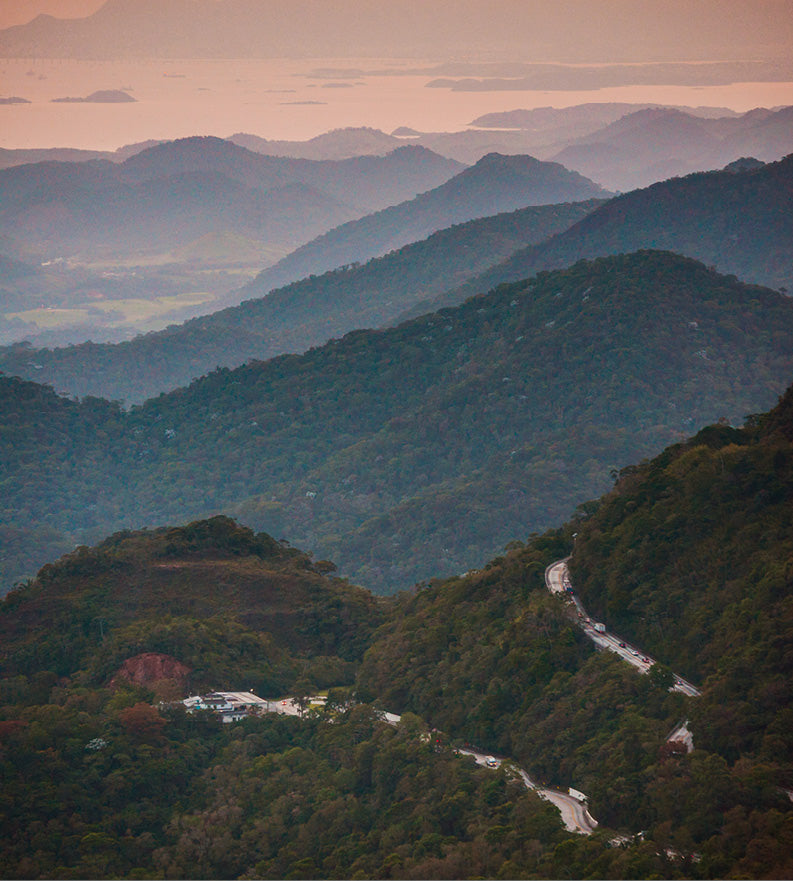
[2,0,792,150]
[0,1,105,28]
[2,1,793,62]
[2,1,793,52]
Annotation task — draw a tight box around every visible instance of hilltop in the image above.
[0,515,380,691]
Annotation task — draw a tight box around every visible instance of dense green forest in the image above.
[0,516,380,692]
[0,199,601,402]
[356,384,793,876]
[417,153,793,318]
[0,519,557,879]
[3,250,793,596]
[567,386,793,766]
[3,384,793,877]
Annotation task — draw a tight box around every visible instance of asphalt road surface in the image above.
[545,560,702,697]
[458,747,598,834]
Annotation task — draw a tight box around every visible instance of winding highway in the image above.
[457,748,599,834]
[545,560,702,697]
[267,700,599,833]
[258,556,702,837]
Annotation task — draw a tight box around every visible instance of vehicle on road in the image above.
[618,642,626,648]
[486,756,498,767]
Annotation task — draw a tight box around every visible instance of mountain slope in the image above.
[3,383,793,878]
[0,515,379,688]
[356,386,793,877]
[0,199,601,402]
[3,251,793,595]
[550,105,793,191]
[0,137,462,260]
[248,153,609,295]
[417,153,793,317]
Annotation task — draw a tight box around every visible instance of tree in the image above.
[118,702,166,743]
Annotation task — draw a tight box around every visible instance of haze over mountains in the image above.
[2,103,790,189]
[1,97,790,346]
[0,137,462,344]
[248,152,607,295]
[550,105,793,190]
[0,137,462,260]
[3,250,793,596]
[419,152,793,316]
[0,199,600,402]
[3,151,791,404]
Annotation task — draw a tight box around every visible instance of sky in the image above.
[1,1,792,58]
[1,0,792,150]
[0,1,106,28]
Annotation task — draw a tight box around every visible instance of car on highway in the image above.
[618,642,626,648]
[486,756,499,767]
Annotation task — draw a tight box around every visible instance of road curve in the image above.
[546,560,702,697]
[458,747,598,834]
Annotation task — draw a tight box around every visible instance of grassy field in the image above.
[7,290,222,333]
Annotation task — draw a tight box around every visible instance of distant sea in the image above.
[1,56,792,150]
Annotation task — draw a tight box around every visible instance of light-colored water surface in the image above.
[2,56,792,150]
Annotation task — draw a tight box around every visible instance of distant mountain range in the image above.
[0,137,464,344]
[0,102,788,195]
[0,199,601,401]
[2,151,791,402]
[417,153,793,317]
[249,153,608,295]
[0,137,462,262]
[2,250,793,595]
[229,105,793,188]
[551,105,793,190]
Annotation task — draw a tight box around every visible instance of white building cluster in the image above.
[182,691,276,723]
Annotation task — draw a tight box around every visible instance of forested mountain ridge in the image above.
[355,384,793,877]
[4,388,793,877]
[0,199,602,402]
[567,384,793,739]
[245,152,609,296]
[3,250,793,596]
[413,152,793,318]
